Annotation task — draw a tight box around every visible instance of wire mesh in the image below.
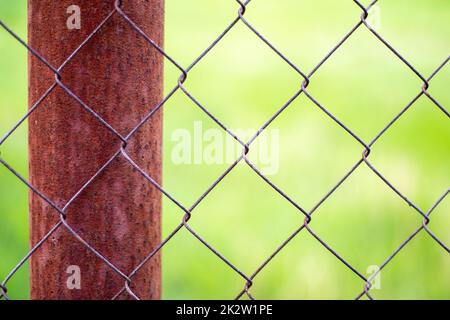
[0,0,449,300]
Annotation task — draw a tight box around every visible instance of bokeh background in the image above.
[0,0,449,299]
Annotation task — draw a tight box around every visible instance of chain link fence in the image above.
[0,0,449,300]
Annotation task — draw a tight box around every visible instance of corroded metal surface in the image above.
[28,0,163,299]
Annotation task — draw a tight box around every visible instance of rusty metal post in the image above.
[28,1,163,299]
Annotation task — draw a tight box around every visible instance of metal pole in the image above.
[28,0,163,299]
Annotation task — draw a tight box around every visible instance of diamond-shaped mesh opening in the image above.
[183,22,303,130]
[305,26,422,141]
[242,0,359,71]
[246,94,363,210]
[162,227,245,299]
[377,0,450,75]
[249,231,366,299]
[310,165,423,271]
[375,230,450,299]
[368,96,450,209]
[185,164,304,274]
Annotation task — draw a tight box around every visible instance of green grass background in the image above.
[0,0,449,299]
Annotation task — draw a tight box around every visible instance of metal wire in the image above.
[0,0,448,300]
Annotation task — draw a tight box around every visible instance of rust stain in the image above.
[29,0,164,300]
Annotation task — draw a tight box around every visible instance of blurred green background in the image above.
[0,0,449,299]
